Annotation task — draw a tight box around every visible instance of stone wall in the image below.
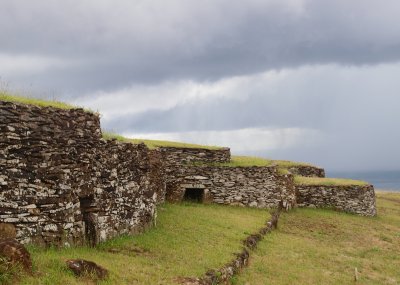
[159,146,231,166]
[0,101,161,246]
[287,165,325,177]
[296,184,376,216]
[148,149,166,204]
[166,165,296,210]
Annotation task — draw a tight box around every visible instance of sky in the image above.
[1,0,400,172]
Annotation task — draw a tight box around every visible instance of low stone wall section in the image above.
[296,184,376,216]
[287,165,325,177]
[0,101,162,246]
[159,147,231,166]
[166,165,296,210]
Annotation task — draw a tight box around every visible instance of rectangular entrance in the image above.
[79,195,98,247]
[183,188,204,202]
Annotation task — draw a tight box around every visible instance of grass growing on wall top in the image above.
[19,203,269,285]
[0,92,77,110]
[102,132,224,150]
[273,159,316,168]
[204,155,274,167]
[294,176,368,186]
[199,155,317,170]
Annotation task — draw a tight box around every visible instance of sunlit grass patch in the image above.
[235,192,400,285]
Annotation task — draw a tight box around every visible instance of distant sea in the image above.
[327,170,400,192]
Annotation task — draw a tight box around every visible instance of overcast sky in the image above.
[1,0,400,172]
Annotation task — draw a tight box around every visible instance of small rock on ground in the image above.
[0,238,32,273]
[66,259,109,280]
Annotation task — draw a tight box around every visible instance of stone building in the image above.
[0,99,377,247]
[0,101,164,246]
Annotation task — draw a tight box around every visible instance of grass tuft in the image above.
[0,257,22,285]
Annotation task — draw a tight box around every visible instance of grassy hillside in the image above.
[18,203,269,285]
[235,192,400,285]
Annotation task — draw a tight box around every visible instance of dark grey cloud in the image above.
[2,0,400,94]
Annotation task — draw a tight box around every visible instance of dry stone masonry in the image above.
[0,101,163,246]
[286,165,325,178]
[296,184,376,216]
[159,146,231,165]
[166,165,296,210]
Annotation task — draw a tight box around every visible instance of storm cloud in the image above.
[1,0,400,171]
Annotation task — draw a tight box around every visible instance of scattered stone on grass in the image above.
[66,259,109,280]
[0,238,32,273]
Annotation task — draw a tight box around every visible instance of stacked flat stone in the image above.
[287,165,325,177]
[159,147,231,166]
[296,184,376,216]
[0,101,164,246]
[166,165,296,210]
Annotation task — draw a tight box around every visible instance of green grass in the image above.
[102,132,224,150]
[294,176,368,186]
[19,203,269,285]
[273,160,316,168]
[211,156,274,167]
[0,257,21,285]
[0,92,77,110]
[234,192,400,285]
[195,156,316,171]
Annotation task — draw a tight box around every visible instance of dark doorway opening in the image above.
[183,188,204,202]
[79,195,98,247]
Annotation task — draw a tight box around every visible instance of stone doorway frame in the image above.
[180,183,212,203]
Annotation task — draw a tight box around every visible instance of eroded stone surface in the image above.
[66,259,108,280]
[0,238,32,272]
